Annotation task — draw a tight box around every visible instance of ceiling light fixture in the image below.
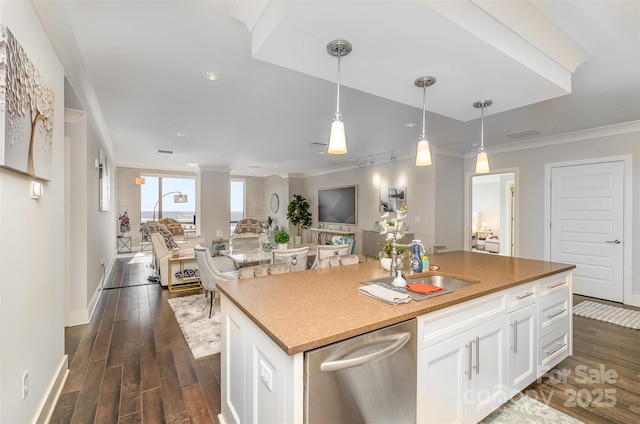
[326,40,352,155]
[135,177,145,185]
[415,76,436,166]
[202,71,222,81]
[473,100,493,174]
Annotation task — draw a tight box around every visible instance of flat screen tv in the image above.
[318,185,357,225]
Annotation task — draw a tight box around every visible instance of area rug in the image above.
[167,293,221,359]
[573,301,640,330]
[481,394,583,423]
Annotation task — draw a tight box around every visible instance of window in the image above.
[230,179,245,234]
[141,176,196,227]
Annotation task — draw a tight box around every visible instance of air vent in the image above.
[157,149,174,154]
[506,129,541,139]
[309,142,327,147]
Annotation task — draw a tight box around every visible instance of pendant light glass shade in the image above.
[328,118,347,154]
[416,138,432,166]
[475,149,490,173]
[415,76,436,167]
[473,100,492,174]
[327,40,351,155]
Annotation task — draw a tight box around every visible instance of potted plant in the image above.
[119,210,131,237]
[274,230,290,250]
[286,194,312,245]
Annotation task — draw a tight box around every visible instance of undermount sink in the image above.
[364,274,476,292]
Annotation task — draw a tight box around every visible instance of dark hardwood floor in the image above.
[51,254,221,424]
[525,295,640,424]
[52,255,639,423]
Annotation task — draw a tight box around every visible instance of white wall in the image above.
[0,2,66,422]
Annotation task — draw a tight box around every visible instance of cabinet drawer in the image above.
[418,292,506,349]
[537,272,570,299]
[538,290,570,338]
[507,282,537,312]
[537,325,570,376]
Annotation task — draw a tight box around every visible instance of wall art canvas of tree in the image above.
[0,25,54,181]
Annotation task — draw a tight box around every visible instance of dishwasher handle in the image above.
[320,332,411,372]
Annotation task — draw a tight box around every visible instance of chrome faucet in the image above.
[389,239,426,276]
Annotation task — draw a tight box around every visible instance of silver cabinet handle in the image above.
[547,281,566,289]
[544,343,566,357]
[546,309,566,319]
[474,336,480,374]
[516,292,534,300]
[320,332,410,372]
[605,239,621,244]
[466,341,473,380]
[512,321,518,354]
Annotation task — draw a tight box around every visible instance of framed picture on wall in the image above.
[0,25,55,181]
[379,186,406,212]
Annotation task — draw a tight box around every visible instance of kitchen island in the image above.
[217,251,575,424]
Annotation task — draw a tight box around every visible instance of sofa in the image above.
[150,232,198,287]
[141,221,205,251]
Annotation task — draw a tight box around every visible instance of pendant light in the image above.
[474,100,492,174]
[326,40,352,154]
[415,76,436,166]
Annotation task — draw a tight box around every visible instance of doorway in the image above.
[470,172,515,256]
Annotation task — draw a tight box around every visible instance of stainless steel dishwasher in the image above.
[305,318,416,423]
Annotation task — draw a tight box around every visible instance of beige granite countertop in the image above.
[216,251,575,355]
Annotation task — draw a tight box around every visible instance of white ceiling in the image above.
[36,0,639,177]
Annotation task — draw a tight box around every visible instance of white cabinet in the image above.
[507,303,537,393]
[220,295,303,424]
[418,331,469,423]
[536,273,572,375]
[417,293,508,424]
[418,271,572,424]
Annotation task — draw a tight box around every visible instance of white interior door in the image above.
[550,162,624,302]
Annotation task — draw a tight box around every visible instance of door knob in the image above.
[605,240,621,244]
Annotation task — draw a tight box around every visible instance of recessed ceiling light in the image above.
[171,131,186,137]
[202,71,222,81]
[185,163,199,168]
[317,151,326,155]
[404,122,418,128]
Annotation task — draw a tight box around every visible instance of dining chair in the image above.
[272,246,310,272]
[316,254,360,269]
[194,245,238,318]
[310,243,352,269]
[238,262,291,279]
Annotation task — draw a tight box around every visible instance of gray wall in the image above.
[464,129,639,302]
[0,2,66,422]
[294,153,463,253]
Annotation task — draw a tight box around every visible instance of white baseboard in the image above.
[67,255,115,326]
[35,355,68,424]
